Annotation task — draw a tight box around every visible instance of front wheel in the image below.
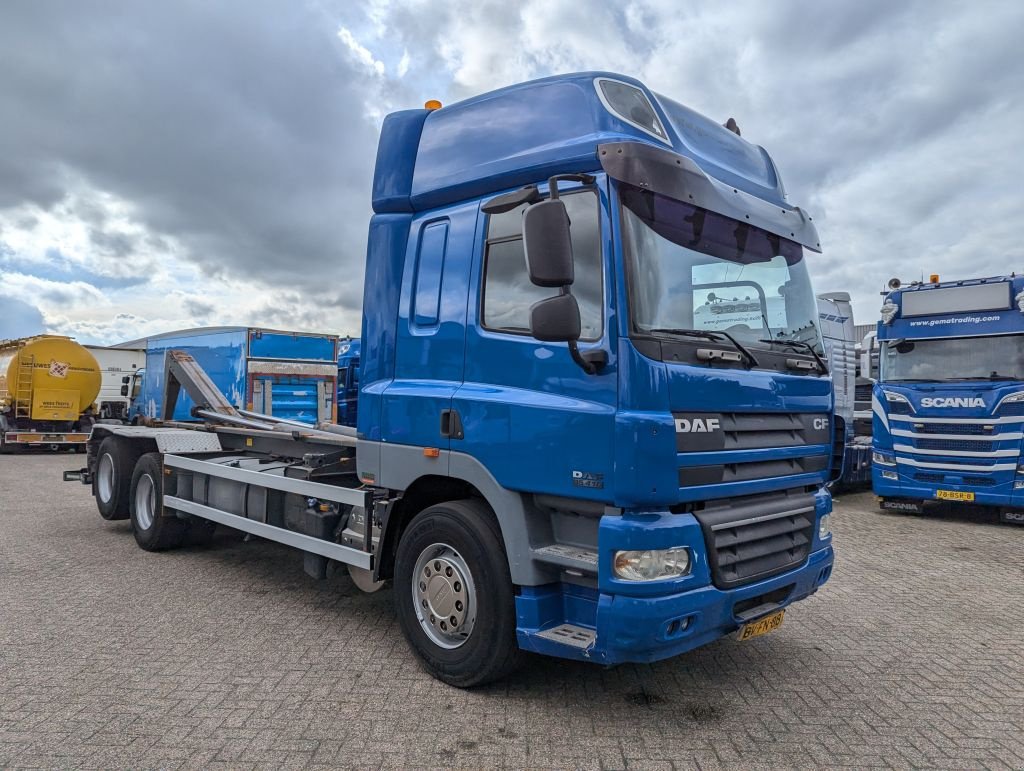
[394,499,522,687]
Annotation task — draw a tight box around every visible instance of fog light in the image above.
[1014,480,1024,490]
[881,470,898,480]
[613,547,691,581]
[818,513,831,540]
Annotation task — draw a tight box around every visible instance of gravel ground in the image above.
[1,452,1022,770]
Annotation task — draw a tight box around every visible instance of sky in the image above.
[1,0,1022,345]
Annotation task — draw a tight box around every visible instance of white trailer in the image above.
[85,346,145,422]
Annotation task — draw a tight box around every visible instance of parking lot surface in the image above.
[1,453,1022,770]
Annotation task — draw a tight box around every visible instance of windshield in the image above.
[881,335,1024,382]
[620,184,823,355]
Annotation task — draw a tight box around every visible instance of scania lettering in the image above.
[872,274,1024,525]
[64,73,837,686]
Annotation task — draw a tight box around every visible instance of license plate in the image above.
[936,490,974,502]
[737,609,785,641]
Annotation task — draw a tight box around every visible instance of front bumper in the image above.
[872,464,1022,508]
[516,494,835,664]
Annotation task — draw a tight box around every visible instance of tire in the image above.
[394,499,523,687]
[94,437,141,520]
[130,452,186,551]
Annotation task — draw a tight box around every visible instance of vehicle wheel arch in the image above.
[376,455,546,586]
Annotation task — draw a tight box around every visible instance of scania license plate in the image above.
[737,609,784,641]
[936,490,974,502]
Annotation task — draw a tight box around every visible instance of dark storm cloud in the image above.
[0,1,379,295]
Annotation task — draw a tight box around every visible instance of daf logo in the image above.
[675,418,720,433]
[920,397,985,408]
[813,417,829,430]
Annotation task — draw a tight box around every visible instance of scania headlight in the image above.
[872,450,896,466]
[613,548,691,581]
[882,390,914,411]
[880,301,899,324]
[995,391,1024,411]
[818,513,832,540]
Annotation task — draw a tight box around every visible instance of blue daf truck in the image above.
[66,72,837,686]
[873,274,1024,524]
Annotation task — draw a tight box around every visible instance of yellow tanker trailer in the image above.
[0,335,102,452]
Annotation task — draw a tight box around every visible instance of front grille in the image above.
[964,476,997,487]
[915,438,995,452]
[673,411,830,453]
[679,455,828,486]
[917,422,991,436]
[692,491,816,589]
[915,472,944,483]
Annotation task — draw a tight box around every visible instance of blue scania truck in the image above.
[66,72,836,686]
[872,274,1024,524]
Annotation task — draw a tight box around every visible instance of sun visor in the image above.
[599,141,821,253]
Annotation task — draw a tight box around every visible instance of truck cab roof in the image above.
[373,71,791,215]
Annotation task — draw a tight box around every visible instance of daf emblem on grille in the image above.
[675,418,720,433]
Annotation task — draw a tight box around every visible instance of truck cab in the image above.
[358,73,836,669]
[873,275,1024,523]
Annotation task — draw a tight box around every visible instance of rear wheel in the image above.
[394,499,522,687]
[130,452,187,551]
[95,437,141,520]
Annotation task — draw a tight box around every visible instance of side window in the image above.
[413,220,449,327]
[482,190,603,340]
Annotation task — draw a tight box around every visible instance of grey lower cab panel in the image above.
[534,624,597,650]
[164,496,372,570]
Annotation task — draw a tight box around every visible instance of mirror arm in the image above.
[568,340,598,375]
[546,173,596,200]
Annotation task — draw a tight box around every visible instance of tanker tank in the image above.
[0,335,101,452]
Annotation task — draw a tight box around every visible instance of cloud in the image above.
[1,0,1023,344]
[0,295,46,340]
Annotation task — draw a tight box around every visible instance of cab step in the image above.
[533,623,597,650]
[532,544,598,575]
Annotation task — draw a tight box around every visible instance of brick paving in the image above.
[1,452,1022,769]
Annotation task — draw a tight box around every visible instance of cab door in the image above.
[452,178,618,498]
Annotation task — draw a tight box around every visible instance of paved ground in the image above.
[1,453,1022,770]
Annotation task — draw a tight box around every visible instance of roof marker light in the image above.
[424,99,442,110]
[929,274,940,283]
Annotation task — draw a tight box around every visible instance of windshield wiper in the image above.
[957,375,1018,381]
[758,338,828,374]
[648,328,760,368]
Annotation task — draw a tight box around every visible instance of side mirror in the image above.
[523,199,574,287]
[530,294,581,343]
[120,385,129,397]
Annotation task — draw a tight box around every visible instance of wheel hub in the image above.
[412,544,476,648]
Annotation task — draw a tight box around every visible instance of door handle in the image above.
[440,409,464,440]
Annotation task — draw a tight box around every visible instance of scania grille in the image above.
[915,438,995,452]
[916,423,991,436]
[692,491,816,589]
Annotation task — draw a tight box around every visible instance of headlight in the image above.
[995,391,1024,411]
[873,450,896,466]
[818,513,831,540]
[881,470,898,480]
[880,301,899,324]
[613,548,691,581]
[882,390,914,412]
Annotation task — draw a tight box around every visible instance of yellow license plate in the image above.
[936,490,974,502]
[737,609,785,641]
